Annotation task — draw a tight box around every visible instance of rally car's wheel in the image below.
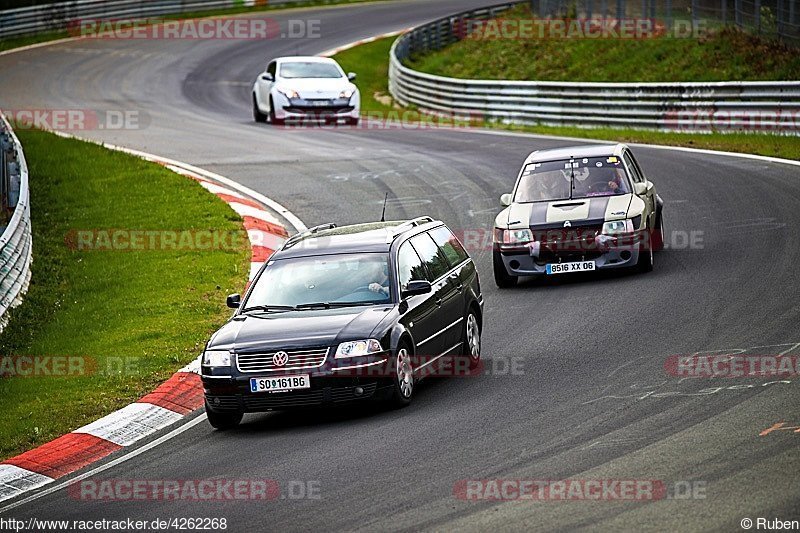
[636,231,654,273]
[389,343,414,408]
[253,95,267,123]
[652,210,665,252]
[493,251,517,288]
[205,401,242,430]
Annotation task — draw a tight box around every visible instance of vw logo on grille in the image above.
[272,351,289,367]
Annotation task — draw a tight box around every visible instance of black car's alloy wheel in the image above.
[464,312,481,369]
[389,345,414,407]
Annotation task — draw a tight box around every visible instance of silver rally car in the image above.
[493,143,664,287]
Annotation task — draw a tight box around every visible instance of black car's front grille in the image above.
[243,383,378,410]
[236,347,329,373]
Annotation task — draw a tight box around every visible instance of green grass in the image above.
[0,0,389,53]
[407,6,800,82]
[0,130,249,460]
[334,36,800,161]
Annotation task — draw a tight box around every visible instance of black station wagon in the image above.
[201,217,484,429]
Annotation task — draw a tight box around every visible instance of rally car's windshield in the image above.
[514,156,631,203]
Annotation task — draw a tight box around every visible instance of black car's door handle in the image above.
[449,273,464,291]
[435,298,442,306]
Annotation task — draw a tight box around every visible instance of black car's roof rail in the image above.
[283,223,337,248]
[309,223,337,233]
[385,216,436,242]
[396,216,434,231]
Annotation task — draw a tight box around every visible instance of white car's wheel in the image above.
[268,96,284,126]
[253,95,267,123]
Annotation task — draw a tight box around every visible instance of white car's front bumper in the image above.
[273,91,360,120]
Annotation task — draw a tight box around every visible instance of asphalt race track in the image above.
[1,1,799,530]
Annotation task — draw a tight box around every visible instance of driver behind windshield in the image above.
[515,158,631,202]
[587,167,629,195]
[368,261,390,297]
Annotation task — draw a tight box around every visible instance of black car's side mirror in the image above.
[401,280,432,298]
[347,72,357,81]
[226,294,241,309]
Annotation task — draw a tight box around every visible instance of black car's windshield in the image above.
[243,253,391,310]
[514,156,631,203]
[280,62,342,79]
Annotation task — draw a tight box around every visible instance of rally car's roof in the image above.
[523,143,627,165]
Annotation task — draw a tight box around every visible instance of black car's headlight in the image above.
[335,339,382,359]
[203,349,231,368]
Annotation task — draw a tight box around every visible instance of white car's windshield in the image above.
[514,157,631,203]
[280,62,342,79]
[243,253,391,310]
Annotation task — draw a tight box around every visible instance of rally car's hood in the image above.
[497,194,638,229]
[208,306,393,353]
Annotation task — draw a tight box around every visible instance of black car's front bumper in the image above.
[202,355,394,413]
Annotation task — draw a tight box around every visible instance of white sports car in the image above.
[252,56,360,125]
[493,144,664,287]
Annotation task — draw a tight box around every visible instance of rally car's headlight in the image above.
[602,219,634,235]
[203,349,231,368]
[335,339,383,359]
[494,228,533,244]
[277,87,300,99]
[339,89,354,99]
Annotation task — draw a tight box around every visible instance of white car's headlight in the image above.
[602,219,634,235]
[339,89,354,99]
[335,339,383,359]
[203,349,231,368]
[494,228,533,244]
[277,87,300,99]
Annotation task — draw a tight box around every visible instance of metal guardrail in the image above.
[0,114,32,333]
[0,0,320,39]
[388,2,800,132]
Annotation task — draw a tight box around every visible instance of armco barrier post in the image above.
[755,0,761,33]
